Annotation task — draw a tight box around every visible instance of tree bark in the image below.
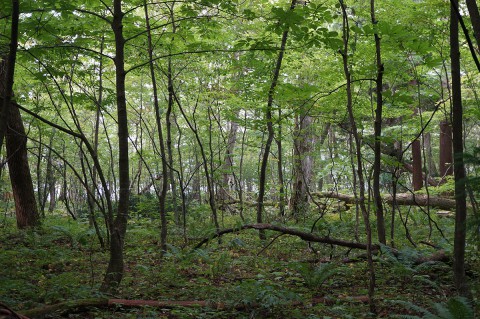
[412,139,423,191]
[340,0,376,312]
[450,0,470,298]
[291,112,314,219]
[5,103,41,228]
[0,10,40,229]
[371,0,386,245]
[144,0,168,253]
[257,0,297,239]
[195,223,379,251]
[315,191,460,211]
[439,120,453,177]
[101,0,129,294]
[465,0,480,51]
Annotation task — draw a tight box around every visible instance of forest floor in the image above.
[0,208,478,318]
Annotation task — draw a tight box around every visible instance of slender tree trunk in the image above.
[144,0,168,253]
[339,0,376,313]
[276,109,285,217]
[371,0,386,245]
[439,120,453,177]
[257,0,297,239]
[101,0,130,293]
[450,0,471,298]
[173,92,220,234]
[166,3,179,226]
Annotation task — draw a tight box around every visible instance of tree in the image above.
[370,0,386,245]
[450,0,470,299]
[101,0,130,294]
[257,0,297,240]
[0,1,40,229]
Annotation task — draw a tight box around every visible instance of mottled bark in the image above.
[291,113,313,219]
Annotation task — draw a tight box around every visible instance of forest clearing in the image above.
[0,0,480,317]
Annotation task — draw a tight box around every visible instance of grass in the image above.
[0,206,478,318]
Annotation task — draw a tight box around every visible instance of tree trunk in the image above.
[218,120,238,202]
[144,0,169,253]
[291,113,313,219]
[0,7,40,228]
[412,139,423,191]
[340,0,376,312]
[276,109,285,217]
[371,0,386,245]
[257,0,297,239]
[439,120,453,177]
[6,104,41,228]
[0,0,19,150]
[101,0,129,294]
[423,132,438,177]
[465,0,480,51]
[450,0,470,298]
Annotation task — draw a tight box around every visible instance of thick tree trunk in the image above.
[0,11,40,228]
[315,191,459,211]
[291,113,314,219]
[0,0,19,150]
[412,139,423,191]
[6,104,41,228]
[450,0,470,298]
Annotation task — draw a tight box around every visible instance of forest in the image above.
[0,0,479,318]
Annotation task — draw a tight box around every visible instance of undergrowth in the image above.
[0,206,478,318]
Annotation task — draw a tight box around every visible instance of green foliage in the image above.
[227,278,300,312]
[291,262,338,288]
[392,297,474,319]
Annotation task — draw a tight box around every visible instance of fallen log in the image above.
[314,192,458,211]
[17,296,369,318]
[194,223,380,251]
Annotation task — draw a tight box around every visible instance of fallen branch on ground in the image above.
[17,296,369,318]
[194,223,380,251]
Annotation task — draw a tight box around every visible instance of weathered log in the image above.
[194,223,379,251]
[18,296,368,318]
[314,192,458,211]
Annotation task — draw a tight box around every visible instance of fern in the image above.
[292,262,337,288]
[391,297,474,319]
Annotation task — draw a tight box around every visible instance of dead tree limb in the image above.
[18,296,368,318]
[194,223,379,250]
[314,192,458,211]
